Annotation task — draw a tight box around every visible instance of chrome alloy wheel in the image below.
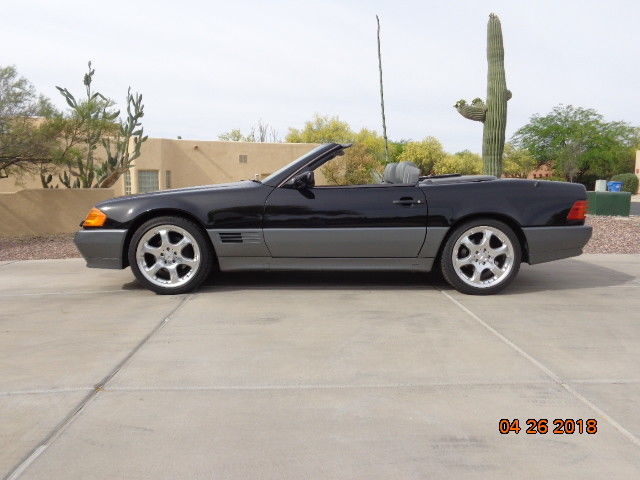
[135,224,201,288]
[451,225,514,289]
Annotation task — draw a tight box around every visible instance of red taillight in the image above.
[567,200,587,220]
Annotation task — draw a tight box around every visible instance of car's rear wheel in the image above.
[128,216,213,294]
[440,219,521,295]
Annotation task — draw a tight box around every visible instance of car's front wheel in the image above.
[440,219,521,295]
[128,216,213,294]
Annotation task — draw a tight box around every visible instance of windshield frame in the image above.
[261,143,347,187]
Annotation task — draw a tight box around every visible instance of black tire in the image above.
[440,218,521,295]
[128,216,213,294]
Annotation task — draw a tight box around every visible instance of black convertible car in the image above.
[75,143,591,295]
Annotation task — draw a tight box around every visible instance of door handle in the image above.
[393,197,422,206]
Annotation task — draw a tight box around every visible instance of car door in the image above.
[262,184,428,258]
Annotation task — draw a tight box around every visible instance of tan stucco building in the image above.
[113,138,320,195]
[0,138,319,195]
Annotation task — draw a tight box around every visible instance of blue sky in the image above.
[3,0,638,152]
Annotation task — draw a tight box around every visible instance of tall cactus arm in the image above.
[455,98,487,122]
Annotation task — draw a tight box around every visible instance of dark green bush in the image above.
[577,173,598,191]
[610,173,639,194]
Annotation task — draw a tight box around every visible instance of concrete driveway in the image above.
[1,255,640,479]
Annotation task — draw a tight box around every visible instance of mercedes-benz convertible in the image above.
[74,143,592,295]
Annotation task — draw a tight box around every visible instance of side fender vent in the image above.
[219,232,243,243]
[218,232,262,244]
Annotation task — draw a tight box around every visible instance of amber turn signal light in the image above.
[82,207,107,227]
[567,200,587,220]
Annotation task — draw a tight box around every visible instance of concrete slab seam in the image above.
[440,289,640,449]
[104,380,558,393]
[0,388,91,398]
[570,379,640,385]
[0,289,135,298]
[2,294,194,480]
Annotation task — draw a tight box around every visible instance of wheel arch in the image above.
[434,213,529,266]
[122,208,217,268]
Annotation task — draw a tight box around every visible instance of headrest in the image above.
[383,163,398,183]
[395,161,421,184]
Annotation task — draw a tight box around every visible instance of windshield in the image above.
[261,145,328,185]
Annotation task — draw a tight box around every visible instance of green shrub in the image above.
[610,173,639,194]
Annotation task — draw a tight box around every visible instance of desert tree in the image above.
[512,105,638,181]
[0,65,59,182]
[218,120,280,142]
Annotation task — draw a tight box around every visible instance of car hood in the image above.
[97,180,254,207]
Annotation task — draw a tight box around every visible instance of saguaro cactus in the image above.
[455,13,511,176]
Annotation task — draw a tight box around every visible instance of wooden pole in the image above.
[376,15,389,163]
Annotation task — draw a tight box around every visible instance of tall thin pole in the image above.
[376,15,389,163]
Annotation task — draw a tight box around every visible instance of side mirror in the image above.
[291,171,315,190]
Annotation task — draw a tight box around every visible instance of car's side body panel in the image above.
[263,184,428,257]
[74,143,592,273]
[418,227,450,258]
[96,181,271,230]
[420,178,588,227]
[207,229,270,257]
[262,228,427,258]
[262,185,427,228]
[523,226,592,264]
[217,257,434,272]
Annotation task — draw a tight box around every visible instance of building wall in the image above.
[528,163,553,179]
[0,189,114,237]
[0,139,319,195]
[117,138,320,196]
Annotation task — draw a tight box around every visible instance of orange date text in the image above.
[498,418,598,435]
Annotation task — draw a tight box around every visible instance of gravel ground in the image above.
[0,234,80,261]
[584,215,640,254]
[1,214,639,261]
